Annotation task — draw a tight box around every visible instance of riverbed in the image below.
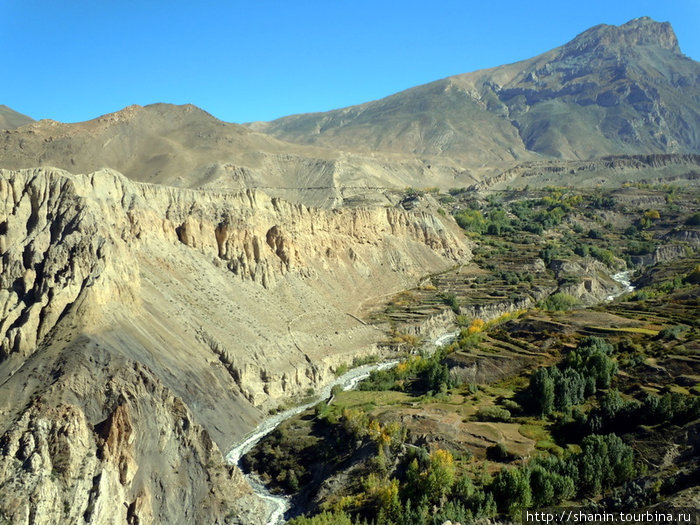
[225,359,401,524]
[607,270,636,301]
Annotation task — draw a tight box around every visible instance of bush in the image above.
[685,212,700,226]
[441,292,461,314]
[540,293,579,311]
[686,264,700,284]
[590,246,616,266]
[501,399,522,414]
[477,406,511,422]
[657,325,688,340]
[288,511,355,525]
[454,209,487,233]
[487,442,514,461]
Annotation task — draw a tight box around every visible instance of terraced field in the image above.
[243,186,700,524]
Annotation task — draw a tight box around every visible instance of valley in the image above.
[0,15,698,525]
[241,185,700,524]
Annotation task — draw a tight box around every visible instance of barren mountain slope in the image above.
[0,167,469,524]
[254,18,700,162]
[0,105,34,130]
[0,103,332,188]
[478,153,700,190]
[0,104,479,207]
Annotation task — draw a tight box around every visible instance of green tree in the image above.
[566,337,617,389]
[529,368,555,416]
[424,449,457,504]
[288,510,355,525]
[491,466,532,517]
[454,209,487,233]
[578,434,635,495]
[529,465,575,507]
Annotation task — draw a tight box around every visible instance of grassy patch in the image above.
[586,326,659,336]
[334,390,413,408]
[518,423,551,443]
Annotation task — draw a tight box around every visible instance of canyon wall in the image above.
[0,167,469,524]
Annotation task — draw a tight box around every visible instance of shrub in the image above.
[686,264,700,284]
[685,212,700,226]
[454,209,487,233]
[657,325,688,340]
[441,292,461,314]
[590,246,616,267]
[540,293,579,311]
[288,511,355,525]
[477,406,511,422]
[487,442,514,461]
[501,399,522,414]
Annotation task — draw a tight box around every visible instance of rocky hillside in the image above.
[0,105,34,130]
[0,167,469,524]
[254,18,700,163]
[480,153,700,189]
[0,104,474,207]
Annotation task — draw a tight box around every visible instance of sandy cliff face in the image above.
[0,167,469,524]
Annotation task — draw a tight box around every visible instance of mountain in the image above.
[0,105,34,129]
[0,17,699,524]
[0,103,325,187]
[2,18,697,202]
[253,17,700,163]
[0,103,476,207]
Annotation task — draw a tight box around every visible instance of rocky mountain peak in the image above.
[92,102,222,126]
[562,17,680,57]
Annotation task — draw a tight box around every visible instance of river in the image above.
[225,332,459,525]
[228,270,633,523]
[607,270,636,301]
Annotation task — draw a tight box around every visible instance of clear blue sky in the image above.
[1,0,698,124]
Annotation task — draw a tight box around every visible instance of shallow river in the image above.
[607,270,636,300]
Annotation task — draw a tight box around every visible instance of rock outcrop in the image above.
[550,258,624,305]
[0,359,265,525]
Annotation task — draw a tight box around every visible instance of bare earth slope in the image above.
[254,18,700,163]
[0,104,476,207]
[0,167,468,524]
[0,105,34,130]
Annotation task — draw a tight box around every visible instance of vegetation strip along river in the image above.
[225,270,633,524]
[225,332,458,524]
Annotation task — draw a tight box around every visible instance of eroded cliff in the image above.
[0,167,469,524]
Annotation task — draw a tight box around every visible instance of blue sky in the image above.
[2,0,698,124]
